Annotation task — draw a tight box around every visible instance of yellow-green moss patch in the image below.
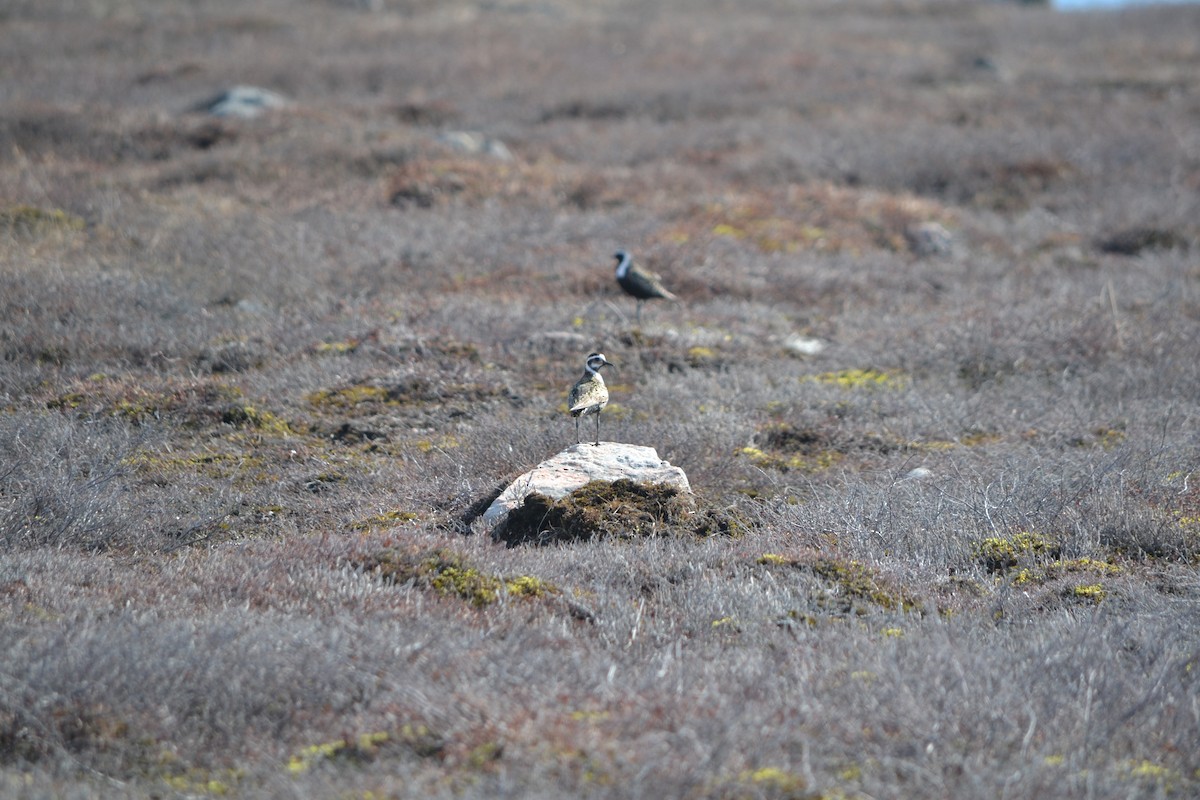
[569,709,611,722]
[48,386,176,423]
[781,609,819,628]
[686,345,728,370]
[505,575,557,598]
[160,768,243,796]
[1047,557,1122,577]
[286,726,442,773]
[465,740,505,769]
[1,204,86,236]
[354,548,558,607]
[973,531,1061,574]
[669,185,949,258]
[972,534,1127,601]
[960,430,1002,447]
[720,764,860,800]
[1069,583,1107,604]
[308,379,502,412]
[740,422,844,473]
[1121,759,1179,792]
[809,558,923,614]
[427,562,501,608]
[124,450,274,485]
[414,434,460,453]
[46,392,88,411]
[738,445,842,473]
[313,340,360,355]
[804,368,903,390]
[306,384,395,410]
[44,379,274,434]
[1070,424,1127,450]
[219,404,295,436]
[760,554,923,616]
[721,763,864,799]
[350,510,420,531]
[738,766,807,794]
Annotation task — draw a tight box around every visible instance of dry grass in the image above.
[2,0,1200,797]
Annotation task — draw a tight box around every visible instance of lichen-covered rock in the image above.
[481,442,690,532]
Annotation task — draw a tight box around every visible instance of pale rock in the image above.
[539,330,589,346]
[437,131,513,160]
[199,86,290,118]
[905,222,953,257]
[784,335,826,356]
[901,467,933,481]
[481,442,690,531]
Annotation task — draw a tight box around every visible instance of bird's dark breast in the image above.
[619,272,664,300]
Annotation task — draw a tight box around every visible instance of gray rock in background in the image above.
[905,221,953,257]
[198,86,290,118]
[436,131,513,161]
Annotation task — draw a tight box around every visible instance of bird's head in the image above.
[613,249,632,278]
[585,352,614,373]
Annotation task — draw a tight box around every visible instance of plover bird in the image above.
[567,352,614,446]
[613,249,677,323]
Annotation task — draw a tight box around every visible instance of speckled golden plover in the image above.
[567,352,614,446]
[613,249,678,323]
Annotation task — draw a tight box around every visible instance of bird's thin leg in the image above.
[594,412,601,446]
[575,415,580,443]
[636,301,642,326]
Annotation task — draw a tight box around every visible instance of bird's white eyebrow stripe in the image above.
[614,250,632,279]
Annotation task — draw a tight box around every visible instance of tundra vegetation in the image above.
[1,0,1199,797]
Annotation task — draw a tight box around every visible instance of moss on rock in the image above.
[495,479,698,547]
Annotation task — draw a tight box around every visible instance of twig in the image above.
[1105,280,1124,351]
